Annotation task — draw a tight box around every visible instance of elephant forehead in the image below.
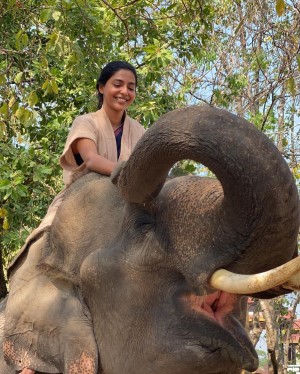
[153,177,225,256]
[158,176,223,217]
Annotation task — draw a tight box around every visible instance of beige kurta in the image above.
[8,108,145,272]
[60,108,145,186]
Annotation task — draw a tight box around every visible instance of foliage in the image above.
[256,348,268,368]
[0,0,215,272]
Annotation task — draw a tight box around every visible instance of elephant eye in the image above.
[124,206,156,233]
[134,215,155,231]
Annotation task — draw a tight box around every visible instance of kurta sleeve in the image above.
[60,114,98,171]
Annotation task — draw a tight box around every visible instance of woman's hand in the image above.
[20,369,35,374]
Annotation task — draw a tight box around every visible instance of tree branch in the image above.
[101,0,130,40]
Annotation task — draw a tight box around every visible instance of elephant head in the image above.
[2,105,299,374]
[79,106,299,373]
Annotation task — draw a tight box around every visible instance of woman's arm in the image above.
[72,138,117,176]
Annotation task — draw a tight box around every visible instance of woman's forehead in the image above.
[110,69,136,84]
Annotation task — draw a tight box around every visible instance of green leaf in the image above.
[0,180,10,190]
[52,11,61,21]
[40,166,52,175]
[42,78,50,95]
[21,109,32,125]
[0,103,8,118]
[14,184,27,197]
[14,72,23,84]
[185,164,197,173]
[15,107,25,119]
[0,122,5,140]
[51,79,59,94]
[28,91,39,107]
[14,176,24,185]
[287,77,296,96]
[4,189,12,200]
[15,30,23,39]
[3,217,9,230]
[15,31,29,50]
[8,96,16,108]
[0,208,8,218]
[0,75,6,86]
[15,30,22,50]
[48,32,59,47]
[21,33,29,48]
[10,102,19,114]
[29,148,35,158]
[42,79,49,90]
[40,8,52,22]
[276,0,285,16]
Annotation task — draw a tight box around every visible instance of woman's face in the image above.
[99,69,136,115]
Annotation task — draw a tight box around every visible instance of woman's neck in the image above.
[102,107,124,130]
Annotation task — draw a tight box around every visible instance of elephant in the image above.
[1,105,299,374]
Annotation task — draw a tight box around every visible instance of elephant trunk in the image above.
[114,106,299,278]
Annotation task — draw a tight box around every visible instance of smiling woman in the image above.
[61,60,145,185]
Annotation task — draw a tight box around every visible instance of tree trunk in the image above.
[249,299,263,347]
[260,300,279,374]
[282,294,300,374]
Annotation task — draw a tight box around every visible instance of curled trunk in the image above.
[114,106,299,280]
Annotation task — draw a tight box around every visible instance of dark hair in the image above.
[96,61,138,109]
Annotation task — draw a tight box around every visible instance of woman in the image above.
[60,60,145,186]
[9,61,145,374]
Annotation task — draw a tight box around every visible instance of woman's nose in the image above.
[120,86,129,95]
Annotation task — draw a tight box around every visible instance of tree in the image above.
[0,0,215,296]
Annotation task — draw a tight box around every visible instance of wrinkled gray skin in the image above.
[1,106,299,374]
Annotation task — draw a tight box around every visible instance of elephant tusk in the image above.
[209,256,300,294]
